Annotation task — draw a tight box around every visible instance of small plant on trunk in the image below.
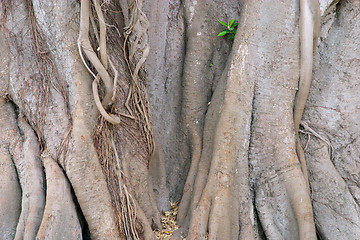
[217,19,238,40]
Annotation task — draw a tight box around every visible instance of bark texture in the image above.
[302,0,360,238]
[1,0,359,239]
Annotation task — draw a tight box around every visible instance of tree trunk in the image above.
[0,0,359,239]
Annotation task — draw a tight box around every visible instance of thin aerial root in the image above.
[289,1,320,238]
[56,127,72,167]
[93,0,108,69]
[111,137,140,240]
[89,10,100,43]
[109,58,119,103]
[296,137,310,188]
[93,78,121,124]
[299,121,334,159]
[124,84,134,116]
[78,41,96,78]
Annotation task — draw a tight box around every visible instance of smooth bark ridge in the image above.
[1,0,360,239]
[0,99,22,240]
[36,153,82,239]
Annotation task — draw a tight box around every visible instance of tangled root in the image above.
[80,0,155,238]
[120,0,154,162]
[78,0,154,161]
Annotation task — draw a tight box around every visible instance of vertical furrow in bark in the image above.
[143,0,183,211]
[112,125,161,231]
[36,154,82,239]
[173,1,244,237]
[0,22,10,98]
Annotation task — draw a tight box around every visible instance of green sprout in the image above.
[217,19,238,40]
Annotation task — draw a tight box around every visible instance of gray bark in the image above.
[0,0,359,239]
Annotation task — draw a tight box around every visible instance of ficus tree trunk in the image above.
[0,0,359,239]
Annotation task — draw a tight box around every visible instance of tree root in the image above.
[15,114,45,240]
[0,99,21,239]
[36,153,82,239]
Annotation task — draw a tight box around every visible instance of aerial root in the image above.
[111,137,140,240]
[92,77,121,124]
[120,0,155,162]
[78,0,113,111]
[299,121,334,159]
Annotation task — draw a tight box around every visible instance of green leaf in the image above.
[218,20,228,27]
[233,23,239,28]
[229,19,235,27]
[230,35,235,40]
[233,29,237,34]
[217,31,229,36]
